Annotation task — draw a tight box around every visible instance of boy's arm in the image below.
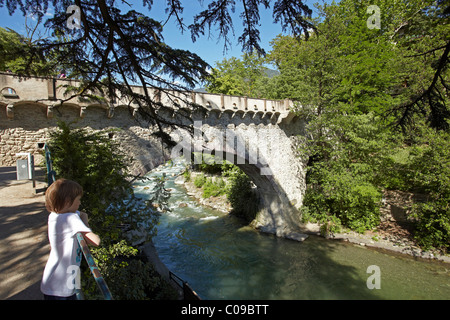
[82,232,101,247]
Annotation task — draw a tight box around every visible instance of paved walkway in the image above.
[0,166,49,300]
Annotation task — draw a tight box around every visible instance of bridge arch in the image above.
[168,121,309,241]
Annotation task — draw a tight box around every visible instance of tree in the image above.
[206,52,269,97]
[48,121,160,244]
[266,0,449,129]
[263,0,450,245]
[0,0,314,140]
[0,25,55,74]
[0,27,24,71]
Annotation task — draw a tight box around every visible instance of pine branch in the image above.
[395,41,450,130]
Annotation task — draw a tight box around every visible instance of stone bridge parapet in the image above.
[0,72,293,124]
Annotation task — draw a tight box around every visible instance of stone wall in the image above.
[0,103,168,176]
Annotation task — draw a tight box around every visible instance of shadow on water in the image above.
[155,211,380,300]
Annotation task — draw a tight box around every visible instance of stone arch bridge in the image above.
[0,72,309,241]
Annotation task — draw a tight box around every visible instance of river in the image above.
[133,159,450,300]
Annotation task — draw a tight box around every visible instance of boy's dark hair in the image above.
[45,179,83,213]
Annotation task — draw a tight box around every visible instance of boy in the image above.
[40,179,100,300]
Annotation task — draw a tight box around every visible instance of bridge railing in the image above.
[43,143,56,186]
[0,72,292,114]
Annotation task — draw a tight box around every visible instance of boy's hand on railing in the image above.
[81,232,101,247]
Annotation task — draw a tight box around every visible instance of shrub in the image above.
[193,173,206,188]
[225,167,259,223]
[87,241,178,300]
[202,178,226,198]
[412,202,450,252]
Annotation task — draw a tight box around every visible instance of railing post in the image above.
[44,144,56,186]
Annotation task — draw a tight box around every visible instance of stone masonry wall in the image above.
[0,103,168,176]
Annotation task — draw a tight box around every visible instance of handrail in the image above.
[169,271,201,300]
[75,232,113,300]
[43,143,56,185]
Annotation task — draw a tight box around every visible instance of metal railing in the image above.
[43,143,56,185]
[169,271,201,300]
[75,232,113,300]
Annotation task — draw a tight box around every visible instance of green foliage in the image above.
[191,160,259,223]
[88,241,178,300]
[223,165,259,223]
[300,207,342,238]
[301,111,385,233]
[202,178,226,198]
[149,174,171,215]
[193,173,207,188]
[203,0,450,249]
[193,159,223,175]
[0,27,55,75]
[182,169,191,182]
[0,27,24,72]
[205,52,277,98]
[407,126,450,251]
[412,201,450,252]
[262,0,449,250]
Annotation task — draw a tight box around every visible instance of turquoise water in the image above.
[133,160,450,300]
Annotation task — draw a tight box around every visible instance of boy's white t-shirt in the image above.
[40,211,92,297]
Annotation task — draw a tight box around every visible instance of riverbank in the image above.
[174,172,232,213]
[176,171,450,264]
[326,228,450,263]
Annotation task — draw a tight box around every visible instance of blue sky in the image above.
[0,0,320,68]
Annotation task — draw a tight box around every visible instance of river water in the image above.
[133,159,450,300]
